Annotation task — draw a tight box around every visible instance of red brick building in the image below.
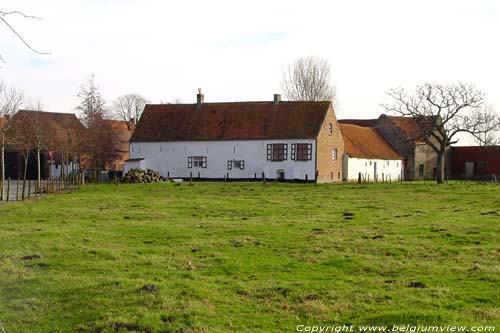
[450,146,500,180]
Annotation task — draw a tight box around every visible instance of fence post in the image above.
[16,180,19,201]
[28,180,31,199]
[190,172,193,185]
[7,178,10,202]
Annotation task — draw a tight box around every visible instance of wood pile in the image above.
[122,168,166,183]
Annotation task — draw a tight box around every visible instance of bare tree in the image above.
[282,55,337,103]
[467,103,500,146]
[24,100,48,190]
[0,10,49,62]
[8,110,36,199]
[0,82,24,200]
[112,94,150,129]
[381,82,486,184]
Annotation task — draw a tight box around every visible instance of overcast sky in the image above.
[1,0,499,143]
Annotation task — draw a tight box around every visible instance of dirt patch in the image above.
[408,281,426,288]
[139,284,158,293]
[21,254,42,260]
[113,322,152,332]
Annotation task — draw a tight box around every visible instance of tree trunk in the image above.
[1,136,4,201]
[436,149,445,184]
[37,147,41,191]
[22,153,29,200]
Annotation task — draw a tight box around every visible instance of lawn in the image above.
[0,181,498,332]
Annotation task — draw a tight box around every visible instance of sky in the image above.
[0,0,499,144]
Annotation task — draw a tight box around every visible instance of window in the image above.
[228,160,245,170]
[418,164,424,177]
[267,144,287,161]
[188,156,207,168]
[328,123,333,136]
[370,161,372,166]
[332,148,337,160]
[291,143,312,161]
[387,161,390,166]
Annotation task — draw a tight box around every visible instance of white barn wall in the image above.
[344,156,404,182]
[124,159,146,173]
[129,139,316,180]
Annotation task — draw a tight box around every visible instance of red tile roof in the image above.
[339,123,403,160]
[10,110,86,144]
[338,119,378,127]
[131,101,331,142]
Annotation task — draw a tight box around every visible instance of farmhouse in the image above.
[127,94,344,182]
[339,123,404,182]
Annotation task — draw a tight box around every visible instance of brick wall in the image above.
[316,105,344,182]
[450,146,500,179]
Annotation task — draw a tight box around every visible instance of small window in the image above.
[228,160,245,170]
[397,162,399,167]
[387,161,390,166]
[267,144,287,161]
[370,161,372,166]
[188,156,207,168]
[328,123,333,136]
[292,143,312,161]
[332,148,337,160]
[234,160,245,170]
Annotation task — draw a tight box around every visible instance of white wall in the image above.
[124,159,146,173]
[50,162,79,179]
[344,155,404,182]
[129,140,316,180]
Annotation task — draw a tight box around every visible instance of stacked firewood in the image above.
[122,169,166,183]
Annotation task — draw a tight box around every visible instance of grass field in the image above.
[0,181,499,332]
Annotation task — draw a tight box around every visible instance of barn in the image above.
[339,123,404,182]
[126,94,344,182]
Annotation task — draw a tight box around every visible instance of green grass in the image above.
[0,181,499,332]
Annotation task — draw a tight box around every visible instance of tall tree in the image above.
[281,55,337,103]
[76,75,118,181]
[381,82,488,184]
[24,100,48,189]
[0,82,24,200]
[8,110,36,199]
[112,94,150,129]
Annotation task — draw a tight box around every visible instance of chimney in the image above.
[197,88,204,108]
[273,93,281,105]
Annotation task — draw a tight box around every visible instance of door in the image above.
[464,162,474,179]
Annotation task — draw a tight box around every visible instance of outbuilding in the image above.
[339,123,404,182]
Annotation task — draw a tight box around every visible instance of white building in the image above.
[339,123,404,182]
[126,93,345,182]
